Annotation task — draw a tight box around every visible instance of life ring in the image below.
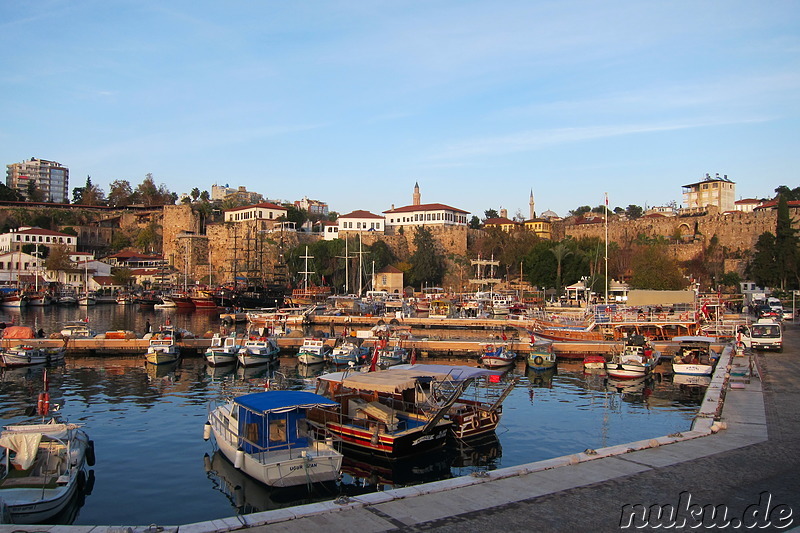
[613,314,623,321]
[657,314,666,320]
[485,344,495,352]
[533,356,544,366]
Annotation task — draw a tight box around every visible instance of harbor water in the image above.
[0,305,706,526]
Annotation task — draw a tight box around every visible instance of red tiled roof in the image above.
[225,202,286,212]
[12,227,74,237]
[340,210,384,219]
[383,203,469,214]
[754,200,800,210]
[483,217,516,225]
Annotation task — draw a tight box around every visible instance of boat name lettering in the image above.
[289,463,317,471]
[412,430,446,447]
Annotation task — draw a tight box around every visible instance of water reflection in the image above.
[0,351,704,526]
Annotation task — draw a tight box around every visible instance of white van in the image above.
[738,319,783,352]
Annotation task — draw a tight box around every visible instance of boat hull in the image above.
[324,419,451,458]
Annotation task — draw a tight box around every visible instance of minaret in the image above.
[529,189,536,220]
[413,182,421,206]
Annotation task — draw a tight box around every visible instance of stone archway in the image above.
[676,223,693,242]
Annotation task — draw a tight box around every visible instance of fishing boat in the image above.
[144,328,180,365]
[312,369,460,458]
[56,290,78,306]
[77,292,96,307]
[375,343,409,368]
[1,345,65,368]
[526,340,557,371]
[0,373,95,524]
[605,335,659,380]
[204,334,241,366]
[0,290,26,308]
[114,292,133,305]
[671,336,717,376]
[479,343,517,368]
[154,297,177,309]
[297,338,330,365]
[237,338,280,367]
[328,339,369,366]
[204,390,343,488]
[390,364,515,440]
[25,292,52,307]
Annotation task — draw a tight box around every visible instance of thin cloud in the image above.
[430,117,772,160]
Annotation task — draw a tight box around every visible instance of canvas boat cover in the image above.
[0,422,77,470]
[234,390,337,414]
[1,326,35,339]
[338,368,454,394]
[391,364,502,381]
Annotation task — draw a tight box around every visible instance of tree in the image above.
[550,243,572,298]
[469,215,481,229]
[569,205,591,217]
[82,176,105,205]
[285,205,307,229]
[629,245,686,290]
[774,194,799,290]
[625,205,644,220]
[199,190,210,202]
[26,180,45,202]
[111,267,134,288]
[0,183,22,201]
[108,180,134,207]
[134,173,175,206]
[135,221,161,253]
[774,185,800,201]
[483,209,499,220]
[746,232,778,288]
[44,244,73,271]
[408,226,444,287]
[190,187,200,202]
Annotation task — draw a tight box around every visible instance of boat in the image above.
[205,334,241,366]
[55,290,78,306]
[671,336,717,376]
[582,354,607,372]
[77,293,96,307]
[154,297,177,309]
[478,343,517,368]
[144,328,180,365]
[164,292,195,309]
[0,373,95,524]
[59,321,95,339]
[526,340,557,371]
[1,345,65,368]
[297,338,330,365]
[204,390,343,488]
[312,368,461,458]
[114,292,133,305]
[25,292,52,307]
[0,291,26,308]
[237,338,280,367]
[328,339,369,366]
[390,364,515,440]
[372,340,409,369]
[605,335,659,380]
[190,290,218,310]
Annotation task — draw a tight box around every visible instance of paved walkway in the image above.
[7,328,797,533]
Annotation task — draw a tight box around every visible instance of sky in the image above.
[1,1,798,219]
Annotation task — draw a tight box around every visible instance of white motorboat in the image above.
[297,338,330,365]
[237,338,280,367]
[205,334,241,366]
[606,335,659,380]
[204,390,342,488]
[671,336,717,376]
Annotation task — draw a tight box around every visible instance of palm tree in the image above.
[550,243,572,299]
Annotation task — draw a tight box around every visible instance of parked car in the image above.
[782,309,794,321]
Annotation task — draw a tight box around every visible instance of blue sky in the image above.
[1,1,798,219]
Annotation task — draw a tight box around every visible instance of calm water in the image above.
[0,305,706,526]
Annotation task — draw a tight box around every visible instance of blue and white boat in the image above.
[204,390,343,488]
[328,340,368,366]
[205,334,241,366]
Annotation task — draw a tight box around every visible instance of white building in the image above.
[0,227,78,253]
[223,202,288,225]
[383,183,469,232]
[338,210,384,233]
